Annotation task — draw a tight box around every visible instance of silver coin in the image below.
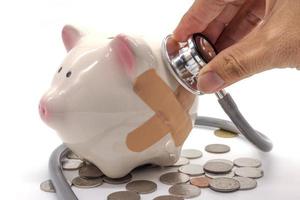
[178,164,204,176]
[181,149,203,159]
[205,171,235,179]
[71,176,103,188]
[159,172,190,185]
[169,183,201,198]
[209,159,234,167]
[204,161,233,174]
[205,144,230,154]
[234,167,264,179]
[66,151,81,160]
[234,157,262,168]
[107,191,140,200]
[171,157,190,167]
[62,159,84,170]
[103,174,132,184]
[79,163,104,178]
[63,168,79,186]
[153,195,184,200]
[209,177,240,192]
[233,177,257,190]
[40,179,55,193]
[126,180,157,194]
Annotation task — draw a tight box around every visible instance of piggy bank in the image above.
[39,25,198,178]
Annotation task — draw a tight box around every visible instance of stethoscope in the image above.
[49,33,273,200]
[161,33,273,152]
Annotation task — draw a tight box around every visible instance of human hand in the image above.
[174,0,300,93]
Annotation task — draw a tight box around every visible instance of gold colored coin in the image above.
[214,129,237,138]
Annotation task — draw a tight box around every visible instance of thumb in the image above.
[197,36,269,93]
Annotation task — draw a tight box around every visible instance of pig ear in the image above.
[62,25,83,52]
[111,34,136,77]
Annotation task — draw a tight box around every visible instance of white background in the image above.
[0,0,300,199]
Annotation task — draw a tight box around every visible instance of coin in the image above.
[62,159,84,170]
[209,177,240,192]
[126,180,157,194]
[71,176,103,188]
[205,144,230,154]
[190,177,210,188]
[205,171,235,179]
[181,149,203,159]
[63,168,80,186]
[169,183,201,198]
[159,172,190,185]
[40,179,56,193]
[214,129,237,138]
[207,159,234,167]
[178,164,204,176]
[233,177,257,190]
[204,161,233,174]
[171,157,190,167]
[234,167,264,179]
[107,191,140,200]
[103,174,133,184]
[79,163,104,178]
[153,195,184,200]
[66,151,81,160]
[234,157,262,168]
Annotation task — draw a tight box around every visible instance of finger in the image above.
[173,0,231,42]
[216,0,265,50]
[216,12,262,50]
[197,31,271,93]
[203,0,246,43]
[202,20,226,44]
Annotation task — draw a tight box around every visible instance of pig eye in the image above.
[58,67,62,73]
[66,71,72,78]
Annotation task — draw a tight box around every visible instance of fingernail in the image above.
[197,71,225,93]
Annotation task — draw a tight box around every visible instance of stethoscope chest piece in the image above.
[161,33,217,95]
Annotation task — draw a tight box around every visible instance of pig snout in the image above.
[39,98,48,121]
[38,88,61,123]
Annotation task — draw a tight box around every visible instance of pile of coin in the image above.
[158,157,262,197]
[41,129,264,199]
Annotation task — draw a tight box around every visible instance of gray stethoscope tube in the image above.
[49,145,78,200]
[50,114,266,200]
[48,33,273,200]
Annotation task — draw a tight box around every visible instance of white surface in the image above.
[0,0,300,199]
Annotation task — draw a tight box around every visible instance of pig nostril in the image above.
[39,102,48,119]
[41,106,46,115]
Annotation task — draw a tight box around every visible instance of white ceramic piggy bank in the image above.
[39,25,198,178]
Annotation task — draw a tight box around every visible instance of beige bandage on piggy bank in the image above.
[39,25,198,178]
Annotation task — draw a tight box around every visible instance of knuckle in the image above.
[220,52,249,82]
[186,12,203,26]
[214,0,227,6]
[229,0,246,7]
